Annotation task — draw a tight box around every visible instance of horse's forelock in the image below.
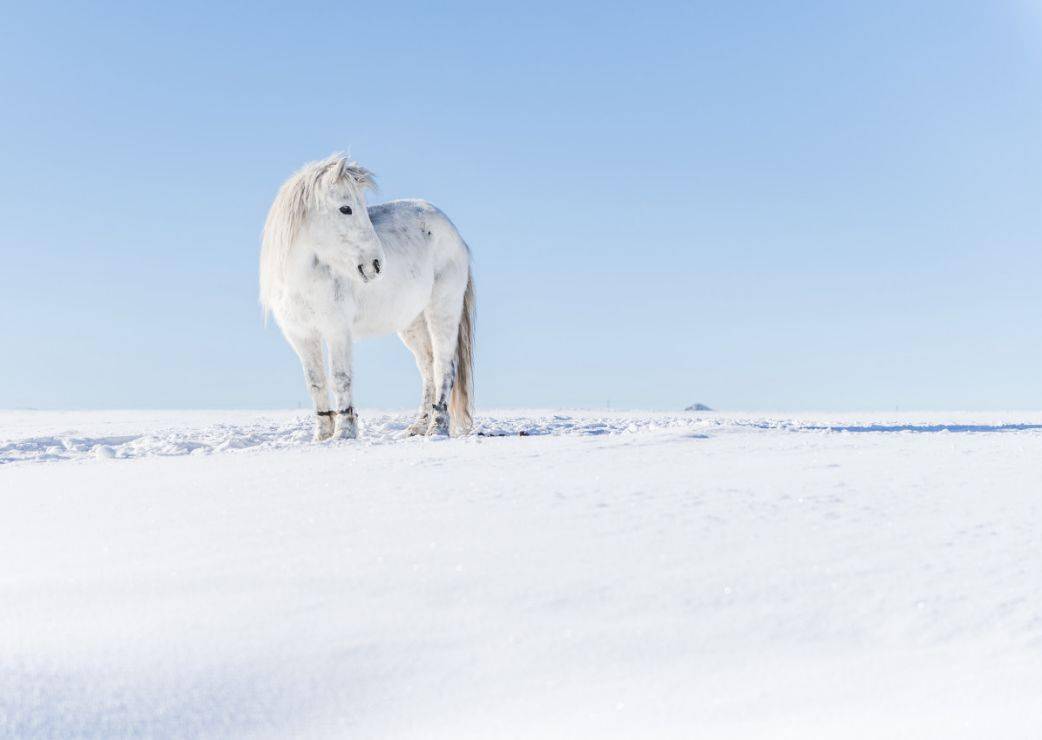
[316,154,377,192]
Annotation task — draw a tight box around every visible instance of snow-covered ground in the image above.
[2,409,1041,738]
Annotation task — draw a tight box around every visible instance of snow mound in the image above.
[4,410,1042,465]
[0,412,684,465]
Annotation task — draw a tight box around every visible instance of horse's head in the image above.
[304,156,386,284]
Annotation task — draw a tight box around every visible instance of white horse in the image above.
[260,154,475,440]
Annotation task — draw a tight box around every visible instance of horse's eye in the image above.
[339,205,353,215]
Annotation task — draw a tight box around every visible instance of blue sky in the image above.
[1,1,1039,410]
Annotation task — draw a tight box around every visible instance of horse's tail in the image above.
[451,270,475,435]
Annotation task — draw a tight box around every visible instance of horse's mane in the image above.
[259,153,376,314]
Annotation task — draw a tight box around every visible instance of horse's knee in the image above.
[306,379,326,395]
[331,369,352,393]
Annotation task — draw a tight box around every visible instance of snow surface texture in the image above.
[2,410,1041,738]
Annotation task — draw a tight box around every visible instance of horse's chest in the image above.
[352,277,430,337]
[276,276,344,331]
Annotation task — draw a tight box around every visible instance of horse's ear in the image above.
[317,157,345,188]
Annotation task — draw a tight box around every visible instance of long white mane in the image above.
[259,153,376,313]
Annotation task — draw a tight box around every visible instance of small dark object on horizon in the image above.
[685,403,714,412]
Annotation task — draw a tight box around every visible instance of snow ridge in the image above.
[0,413,701,465]
[3,411,1042,465]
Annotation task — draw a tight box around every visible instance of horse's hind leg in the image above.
[425,289,465,437]
[398,313,435,436]
[286,331,333,441]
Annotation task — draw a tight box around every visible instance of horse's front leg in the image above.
[327,334,358,440]
[286,331,334,441]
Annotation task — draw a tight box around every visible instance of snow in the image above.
[2,409,1041,738]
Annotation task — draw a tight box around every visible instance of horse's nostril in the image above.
[357,264,366,278]
[372,259,381,274]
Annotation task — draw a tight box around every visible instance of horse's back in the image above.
[369,199,467,258]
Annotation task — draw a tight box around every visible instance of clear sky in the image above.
[1,1,1040,411]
